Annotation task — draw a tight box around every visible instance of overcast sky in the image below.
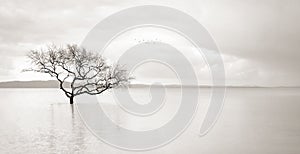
[0,0,299,86]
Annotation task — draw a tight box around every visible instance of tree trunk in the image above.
[70,96,74,104]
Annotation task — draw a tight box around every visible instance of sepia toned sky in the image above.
[0,0,299,86]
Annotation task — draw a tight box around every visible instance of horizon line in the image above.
[0,80,299,88]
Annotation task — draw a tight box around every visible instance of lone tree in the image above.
[25,44,130,104]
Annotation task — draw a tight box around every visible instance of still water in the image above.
[0,88,299,153]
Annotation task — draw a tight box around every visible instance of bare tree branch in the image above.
[24,44,131,104]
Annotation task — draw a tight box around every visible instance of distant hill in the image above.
[0,81,212,88]
[0,80,297,88]
[0,80,71,88]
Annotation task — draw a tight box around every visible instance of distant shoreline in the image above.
[0,80,299,88]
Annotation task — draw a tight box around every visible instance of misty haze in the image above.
[0,0,300,154]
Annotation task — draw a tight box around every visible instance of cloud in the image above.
[0,0,299,86]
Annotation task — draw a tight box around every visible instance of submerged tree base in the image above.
[70,96,74,104]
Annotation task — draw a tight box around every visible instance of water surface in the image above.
[0,88,299,153]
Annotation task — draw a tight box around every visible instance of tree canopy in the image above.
[25,44,131,104]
